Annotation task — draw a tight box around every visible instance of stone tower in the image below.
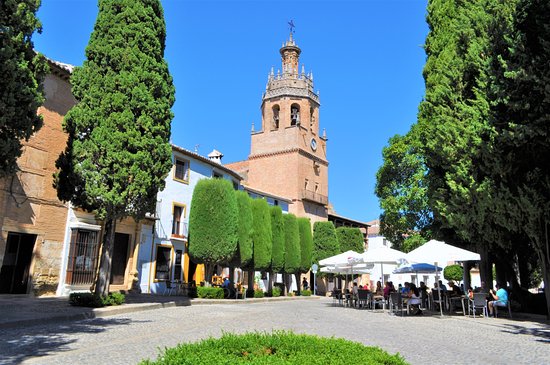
[246,32,328,222]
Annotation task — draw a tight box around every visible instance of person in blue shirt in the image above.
[488,282,508,317]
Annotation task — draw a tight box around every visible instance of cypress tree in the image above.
[336,227,364,253]
[55,0,175,296]
[251,199,272,272]
[269,205,285,293]
[297,217,313,273]
[312,221,339,264]
[283,214,300,292]
[234,190,253,268]
[0,0,48,176]
[188,179,238,281]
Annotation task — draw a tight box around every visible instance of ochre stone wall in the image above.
[0,71,75,296]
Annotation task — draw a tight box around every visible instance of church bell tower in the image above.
[246,32,329,222]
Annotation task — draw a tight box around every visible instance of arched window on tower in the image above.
[272,105,280,129]
[310,107,315,129]
[291,104,300,126]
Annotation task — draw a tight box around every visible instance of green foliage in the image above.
[189,179,238,269]
[336,227,364,253]
[271,286,281,297]
[253,290,265,298]
[301,289,312,296]
[68,291,125,307]
[197,286,224,299]
[270,205,285,272]
[443,265,464,282]
[234,190,253,267]
[0,0,48,177]
[140,331,408,365]
[55,0,175,221]
[375,127,432,249]
[283,214,301,274]
[401,233,427,253]
[312,221,339,264]
[297,218,313,273]
[251,199,272,271]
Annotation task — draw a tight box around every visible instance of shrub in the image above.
[253,290,265,298]
[443,264,463,282]
[271,287,281,297]
[140,331,408,365]
[301,289,312,296]
[197,286,224,299]
[69,292,126,307]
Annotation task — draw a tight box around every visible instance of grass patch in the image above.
[141,331,408,364]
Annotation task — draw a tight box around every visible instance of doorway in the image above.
[0,233,37,294]
[110,233,130,285]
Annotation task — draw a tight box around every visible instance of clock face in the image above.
[310,138,317,151]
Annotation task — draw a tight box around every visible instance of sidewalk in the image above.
[0,293,319,329]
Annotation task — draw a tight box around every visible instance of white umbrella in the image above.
[319,250,364,266]
[407,239,481,316]
[362,246,408,284]
[406,239,481,263]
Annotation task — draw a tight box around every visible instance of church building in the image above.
[227,32,329,224]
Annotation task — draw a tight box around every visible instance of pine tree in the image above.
[55,0,175,296]
[0,0,48,176]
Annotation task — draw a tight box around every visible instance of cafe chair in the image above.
[389,292,404,316]
[494,292,513,319]
[163,280,176,296]
[469,292,488,318]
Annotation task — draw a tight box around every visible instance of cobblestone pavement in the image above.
[0,297,548,365]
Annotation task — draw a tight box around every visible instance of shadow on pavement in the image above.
[1,317,144,365]
[500,323,550,343]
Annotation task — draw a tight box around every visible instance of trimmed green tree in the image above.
[283,214,300,294]
[297,217,313,294]
[268,205,285,294]
[336,227,364,253]
[444,265,464,283]
[250,199,272,291]
[55,0,175,296]
[1,0,48,176]
[188,178,238,282]
[234,190,253,267]
[312,221,339,264]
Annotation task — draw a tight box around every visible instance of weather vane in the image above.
[288,20,295,34]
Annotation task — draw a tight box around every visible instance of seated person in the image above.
[375,281,384,296]
[406,283,422,315]
[438,280,448,292]
[488,283,508,317]
[383,281,392,300]
[402,282,411,296]
[447,281,462,297]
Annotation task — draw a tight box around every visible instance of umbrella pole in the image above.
[435,262,443,316]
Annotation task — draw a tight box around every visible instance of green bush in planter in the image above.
[271,287,281,297]
[301,289,312,296]
[140,331,408,365]
[197,286,224,299]
[253,290,265,298]
[69,292,126,307]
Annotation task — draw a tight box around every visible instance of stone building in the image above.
[226,32,328,224]
[0,60,74,295]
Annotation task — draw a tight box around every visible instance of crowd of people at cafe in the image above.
[331,278,509,317]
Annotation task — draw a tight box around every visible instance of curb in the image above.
[0,295,320,330]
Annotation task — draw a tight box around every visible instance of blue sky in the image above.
[34,0,429,223]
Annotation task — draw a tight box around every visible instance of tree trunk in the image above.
[294,273,301,295]
[268,270,274,293]
[535,220,550,319]
[247,269,254,291]
[94,218,116,297]
[478,243,492,289]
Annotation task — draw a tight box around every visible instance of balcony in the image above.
[302,189,328,205]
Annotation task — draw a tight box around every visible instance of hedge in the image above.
[197,286,224,299]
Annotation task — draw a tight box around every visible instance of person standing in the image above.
[302,277,309,291]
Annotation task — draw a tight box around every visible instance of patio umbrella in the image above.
[362,246,408,284]
[319,250,364,289]
[407,239,481,316]
[392,263,443,285]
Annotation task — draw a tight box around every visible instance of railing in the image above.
[302,189,328,205]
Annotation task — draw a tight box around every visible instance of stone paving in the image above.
[0,297,549,365]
